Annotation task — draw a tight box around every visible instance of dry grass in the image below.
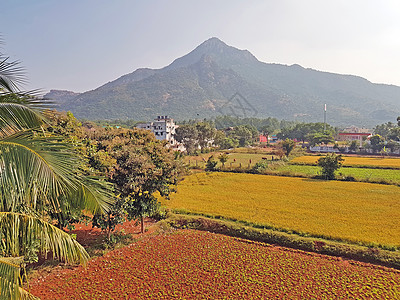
[164,172,400,248]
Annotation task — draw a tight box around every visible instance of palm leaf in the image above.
[0,102,44,137]
[0,55,25,93]
[0,257,39,300]
[0,212,89,264]
[0,131,113,214]
[0,256,21,300]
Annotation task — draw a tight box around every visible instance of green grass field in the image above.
[291,155,400,169]
[276,164,400,184]
[186,152,274,168]
[164,172,400,248]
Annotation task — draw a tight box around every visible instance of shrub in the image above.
[205,155,218,171]
[317,153,344,180]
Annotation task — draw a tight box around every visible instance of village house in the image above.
[136,115,182,149]
[336,126,372,147]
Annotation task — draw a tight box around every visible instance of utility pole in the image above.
[323,104,327,131]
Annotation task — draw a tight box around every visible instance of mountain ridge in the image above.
[46,37,400,126]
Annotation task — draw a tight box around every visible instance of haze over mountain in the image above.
[47,37,400,127]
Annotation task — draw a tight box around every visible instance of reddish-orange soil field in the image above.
[30,230,400,299]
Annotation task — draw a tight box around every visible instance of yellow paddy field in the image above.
[292,155,400,169]
[165,172,400,247]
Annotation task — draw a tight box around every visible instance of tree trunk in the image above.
[140,215,144,234]
[107,214,112,240]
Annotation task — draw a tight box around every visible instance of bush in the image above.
[205,155,218,171]
[317,153,344,180]
[251,160,270,174]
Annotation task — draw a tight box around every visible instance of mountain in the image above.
[46,37,400,126]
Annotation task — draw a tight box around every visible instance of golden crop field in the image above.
[164,172,400,247]
[291,155,400,169]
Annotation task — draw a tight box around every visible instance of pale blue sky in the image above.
[2,0,400,92]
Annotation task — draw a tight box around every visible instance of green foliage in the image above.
[226,124,258,147]
[195,122,216,150]
[374,121,396,138]
[86,126,184,234]
[369,134,385,153]
[251,160,270,174]
[279,138,296,157]
[308,130,335,147]
[92,198,125,240]
[317,153,344,180]
[348,140,359,152]
[0,44,110,299]
[205,155,218,171]
[219,137,239,149]
[278,123,336,144]
[175,124,199,154]
[214,116,284,132]
[218,153,229,167]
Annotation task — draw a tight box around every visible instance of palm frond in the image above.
[0,212,89,264]
[77,177,114,214]
[0,131,113,213]
[0,256,39,300]
[0,256,22,300]
[0,102,44,137]
[0,55,25,93]
[0,133,75,212]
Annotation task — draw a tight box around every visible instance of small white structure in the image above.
[136,115,180,148]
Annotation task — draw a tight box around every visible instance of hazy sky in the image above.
[2,0,400,92]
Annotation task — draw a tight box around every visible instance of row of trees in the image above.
[175,122,259,153]
[277,122,336,146]
[175,120,337,154]
[369,118,400,153]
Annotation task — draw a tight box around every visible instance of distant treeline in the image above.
[179,116,297,133]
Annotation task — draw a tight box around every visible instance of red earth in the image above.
[29,227,400,299]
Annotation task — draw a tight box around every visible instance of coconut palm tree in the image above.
[0,45,112,299]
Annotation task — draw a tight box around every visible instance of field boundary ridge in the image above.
[161,213,400,270]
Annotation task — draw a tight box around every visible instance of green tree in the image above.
[0,46,111,299]
[279,139,296,157]
[195,122,216,151]
[370,134,385,153]
[88,127,184,234]
[205,155,218,171]
[218,153,229,168]
[317,153,344,180]
[308,131,334,147]
[227,125,258,147]
[278,122,335,145]
[374,122,395,138]
[348,140,358,152]
[174,124,199,154]
[388,127,400,142]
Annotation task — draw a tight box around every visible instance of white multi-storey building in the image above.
[136,115,179,147]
